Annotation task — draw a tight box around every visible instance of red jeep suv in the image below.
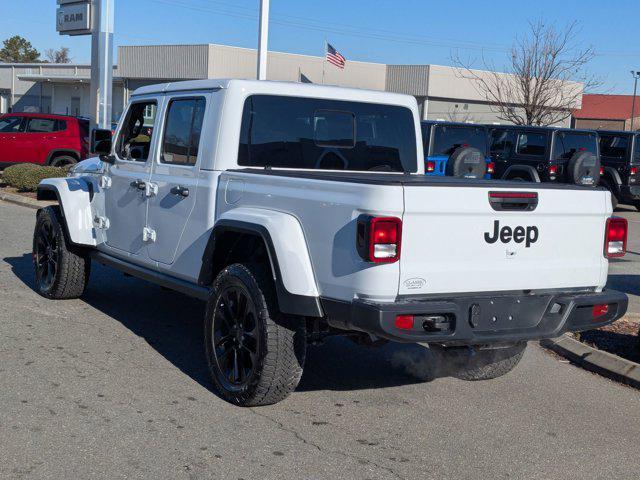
[0,113,90,168]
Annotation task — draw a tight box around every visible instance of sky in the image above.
[1,0,639,94]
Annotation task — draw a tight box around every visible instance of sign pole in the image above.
[257,0,269,80]
[89,0,114,129]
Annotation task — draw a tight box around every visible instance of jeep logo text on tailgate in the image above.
[484,220,539,247]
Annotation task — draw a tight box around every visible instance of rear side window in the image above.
[0,116,23,133]
[553,132,598,161]
[432,125,487,156]
[599,135,628,159]
[161,97,206,166]
[26,118,59,133]
[516,132,547,157]
[238,95,417,172]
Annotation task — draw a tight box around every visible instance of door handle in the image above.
[130,179,146,190]
[170,185,190,197]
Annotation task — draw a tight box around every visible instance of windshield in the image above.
[553,132,598,161]
[238,95,417,172]
[431,125,487,156]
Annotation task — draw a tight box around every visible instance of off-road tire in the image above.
[446,342,526,381]
[32,206,90,299]
[633,200,640,212]
[204,263,306,406]
[49,155,77,168]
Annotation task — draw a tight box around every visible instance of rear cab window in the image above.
[238,95,417,172]
[431,125,487,156]
[553,132,598,161]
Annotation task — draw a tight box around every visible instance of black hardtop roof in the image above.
[595,129,639,136]
[486,124,597,135]
[421,120,488,129]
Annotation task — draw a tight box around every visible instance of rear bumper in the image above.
[322,289,628,345]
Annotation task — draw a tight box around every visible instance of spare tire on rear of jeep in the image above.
[445,146,486,179]
[567,151,600,186]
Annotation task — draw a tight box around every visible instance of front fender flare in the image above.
[37,177,96,246]
[201,208,322,317]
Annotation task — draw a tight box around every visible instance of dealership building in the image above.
[0,43,580,126]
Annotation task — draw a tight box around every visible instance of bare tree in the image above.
[45,47,72,64]
[452,20,600,126]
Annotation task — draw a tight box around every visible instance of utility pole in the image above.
[257,0,269,80]
[90,0,114,129]
[631,71,640,131]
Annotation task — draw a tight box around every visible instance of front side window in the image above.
[516,132,547,157]
[26,118,58,133]
[117,101,157,162]
[432,125,487,156]
[0,116,23,133]
[238,95,417,172]
[553,132,598,161]
[599,135,628,159]
[161,97,206,166]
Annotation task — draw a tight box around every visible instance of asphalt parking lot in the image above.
[1,199,640,480]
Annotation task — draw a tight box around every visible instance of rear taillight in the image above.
[426,161,436,173]
[599,166,604,176]
[548,165,558,175]
[604,217,627,258]
[357,216,402,263]
[631,166,637,176]
[487,162,495,174]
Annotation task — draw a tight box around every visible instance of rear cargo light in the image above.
[356,216,402,263]
[487,162,495,174]
[592,304,609,318]
[604,217,627,258]
[631,166,638,176]
[426,161,436,173]
[395,314,414,330]
[548,165,558,175]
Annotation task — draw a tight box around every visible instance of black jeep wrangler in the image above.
[488,125,601,186]
[597,130,640,210]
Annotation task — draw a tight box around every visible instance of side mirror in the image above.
[91,128,114,163]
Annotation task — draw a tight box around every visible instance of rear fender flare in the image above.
[36,177,96,246]
[201,208,322,317]
[601,166,622,195]
[502,165,541,182]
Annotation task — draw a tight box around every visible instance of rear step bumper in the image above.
[322,289,628,345]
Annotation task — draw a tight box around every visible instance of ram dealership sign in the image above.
[56,0,92,36]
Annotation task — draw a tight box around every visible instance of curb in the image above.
[541,333,640,389]
[0,191,53,210]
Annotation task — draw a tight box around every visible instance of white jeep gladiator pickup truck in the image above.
[34,79,628,406]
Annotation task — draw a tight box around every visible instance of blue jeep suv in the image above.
[421,121,493,179]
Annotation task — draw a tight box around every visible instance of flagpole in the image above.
[322,37,327,85]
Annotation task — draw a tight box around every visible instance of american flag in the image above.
[325,43,346,69]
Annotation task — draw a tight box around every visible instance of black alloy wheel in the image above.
[212,285,260,390]
[34,218,59,291]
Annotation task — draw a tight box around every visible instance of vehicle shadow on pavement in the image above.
[607,274,640,297]
[5,253,439,394]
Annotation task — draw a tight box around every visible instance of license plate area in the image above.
[468,295,552,332]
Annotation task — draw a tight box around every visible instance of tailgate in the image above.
[400,185,609,295]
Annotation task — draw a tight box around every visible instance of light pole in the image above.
[257,0,269,80]
[631,71,640,131]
